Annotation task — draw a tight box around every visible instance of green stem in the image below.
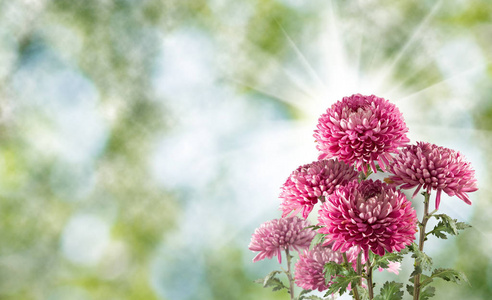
[366,258,374,299]
[343,253,361,300]
[356,252,362,282]
[285,249,295,300]
[355,253,363,300]
[413,192,431,300]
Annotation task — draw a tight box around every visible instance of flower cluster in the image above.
[249,94,478,300]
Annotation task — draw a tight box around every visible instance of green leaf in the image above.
[427,222,449,239]
[268,278,288,291]
[323,261,344,278]
[355,285,370,300]
[323,260,359,296]
[435,214,458,235]
[262,270,281,286]
[301,296,324,300]
[456,222,472,231]
[373,250,405,270]
[408,276,434,295]
[324,274,361,296]
[406,284,413,296]
[420,286,436,300]
[254,270,288,292]
[310,233,328,249]
[298,289,324,300]
[297,289,311,298]
[399,247,410,255]
[406,280,436,299]
[431,268,469,285]
[410,265,422,278]
[303,225,324,231]
[408,272,432,288]
[374,281,404,300]
[428,214,471,240]
[407,242,417,251]
[419,274,432,287]
[408,243,433,271]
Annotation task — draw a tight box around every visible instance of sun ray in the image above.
[375,0,442,90]
[216,23,321,106]
[276,24,325,89]
[398,64,487,101]
[281,68,321,100]
[226,77,308,111]
[383,61,435,97]
[274,18,327,92]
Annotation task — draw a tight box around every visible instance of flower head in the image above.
[249,217,315,264]
[318,180,417,259]
[294,244,344,291]
[280,159,358,219]
[387,142,478,209]
[314,94,409,174]
[295,245,361,292]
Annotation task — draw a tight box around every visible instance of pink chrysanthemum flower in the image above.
[280,159,359,219]
[318,180,417,259]
[295,245,362,292]
[249,217,316,264]
[387,141,478,210]
[294,244,344,291]
[314,94,410,174]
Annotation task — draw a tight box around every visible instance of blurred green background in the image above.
[0,0,491,299]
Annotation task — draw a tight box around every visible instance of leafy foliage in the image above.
[406,283,436,299]
[408,243,433,270]
[300,295,325,300]
[297,289,326,300]
[402,215,470,300]
[420,286,436,300]
[322,261,360,296]
[355,285,370,300]
[410,265,422,277]
[310,232,328,249]
[323,274,361,296]
[297,289,312,299]
[427,214,471,239]
[372,249,406,269]
[430,268,469,285]
[408,265,433,296]
[254,270,288,292]
[304,225,324,231]
[374,281,404,300]
[406,284,413,296]
[406,269,466,300]
[419,274,432,287]
[323,261,345,277]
